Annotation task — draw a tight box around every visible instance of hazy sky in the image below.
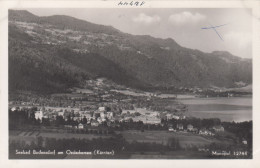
[27,8,252,58]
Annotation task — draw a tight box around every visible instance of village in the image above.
[9,78,250,156]
[10,102,245,144]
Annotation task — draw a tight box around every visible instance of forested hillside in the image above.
[9,10,252,94]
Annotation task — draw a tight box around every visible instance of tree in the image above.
[82,116,87,124]
[30,141,37,149]
[42,118,50,126]
[37,136,44,148]
[55,115,65,126]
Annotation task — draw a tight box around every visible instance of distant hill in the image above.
[8,10,252,93]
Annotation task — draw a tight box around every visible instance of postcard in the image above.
[0,0,260,167]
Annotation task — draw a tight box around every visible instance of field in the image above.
[119,130,233,148]
[10,129,234,148]
[130,151,209,159]
[9,130,112,145]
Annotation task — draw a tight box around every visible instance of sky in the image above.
[27,8,252,58]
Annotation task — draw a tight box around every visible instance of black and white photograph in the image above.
[7,7,253,159]
[1,0,259,164]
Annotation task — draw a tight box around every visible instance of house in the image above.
[91,120,99,127]
[168,127,176,132]
[199,128,214,136]
[124,117,132,122]
[145,117,161,125]
[166,114,180,120]
[97,117,102,123]
[58,111,64,117]
[187,124,194,131]
[100,112,107,119]
[177,123,183,130]
[35,111,43,121]
[166,114,172,120]
[107,112,114,119]
[199,128,207,135]
[213,125,224,132]
[43,115,49,119]
[11,107,17,111]
[172,115,180,120]
[78,123,84,129]
[98,107,106,112]
[242,139,248,145]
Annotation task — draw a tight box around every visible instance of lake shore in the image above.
[178,97,252,122]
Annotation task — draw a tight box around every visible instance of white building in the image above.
[172,115,180,120]
[213,125,224,132]
[199,128,214,136]
[100,112,107,119]
[98,107,106,112]
[146,117,161,125]
[11,107,17,111]
[58,111,64,117]
[97,117,102,123]
[107,112,114,119]
[166,114,180,120]
[133,116,161,125]
[91,120,99,127]
[78,123,84,129]
[187,124,193,131]
[242,139,248,145]
[35,111,43,121]
[168,127,176,132]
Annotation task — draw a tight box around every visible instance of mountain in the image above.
[8,10,252,93]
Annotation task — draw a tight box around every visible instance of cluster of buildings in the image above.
[32,104,187,129]
[121,108,162,125]
[165,113,186,120]
[11,95,188,129]
[33,106,115,126]
[168,123,225,136]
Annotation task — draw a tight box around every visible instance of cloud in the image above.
[132,13,161,24]
[224,31,251,48]
[168,11,206,25]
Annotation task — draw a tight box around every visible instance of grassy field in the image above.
[119,130,233,148]
[10,129,234,149]
[9,130,112,145]
[130,151,209,159]
[9,129,238,159]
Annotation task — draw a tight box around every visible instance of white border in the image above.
[1,0,260,168]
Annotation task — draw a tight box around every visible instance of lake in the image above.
[178,97,252,122]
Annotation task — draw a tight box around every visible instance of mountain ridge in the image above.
[8,10,252,93]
